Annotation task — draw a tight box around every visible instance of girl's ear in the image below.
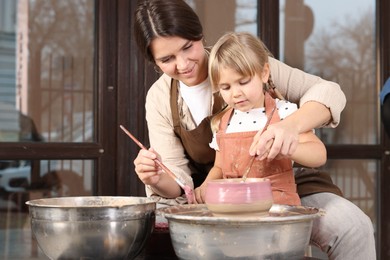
[261,63,270,83]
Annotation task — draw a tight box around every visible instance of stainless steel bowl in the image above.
[157,204,323,259]
[26,196,157,260]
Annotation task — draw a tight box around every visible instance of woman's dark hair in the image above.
[134,0,204,63]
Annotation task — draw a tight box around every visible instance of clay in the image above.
[205,178,273,216]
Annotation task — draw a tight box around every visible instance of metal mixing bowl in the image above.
[157,204,323,259]
[26,196,157,260]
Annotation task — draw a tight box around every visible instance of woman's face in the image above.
[218,65,269,112]
[150,36,208,86]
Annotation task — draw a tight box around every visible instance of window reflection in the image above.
[280,0,376,145]
[0,159,93,200]
[324,159,377,225]
[0,158,93,259]
[187,0,257,45]
[0,0,95,143]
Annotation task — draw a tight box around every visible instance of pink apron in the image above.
[216,92,301,205]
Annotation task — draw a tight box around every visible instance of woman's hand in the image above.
[249,121,299,161]
[133,148,163,185]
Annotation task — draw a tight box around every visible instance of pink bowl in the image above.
[205,178,273,216]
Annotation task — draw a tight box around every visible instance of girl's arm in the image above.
[291,131,327,168]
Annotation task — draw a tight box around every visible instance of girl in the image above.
[195,32,326,205]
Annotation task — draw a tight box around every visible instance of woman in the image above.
[133,0,375,259]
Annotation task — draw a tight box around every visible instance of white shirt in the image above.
[179,78,212,126]
[210,99,297,150]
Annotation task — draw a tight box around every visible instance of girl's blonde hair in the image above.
[209,32,270,132]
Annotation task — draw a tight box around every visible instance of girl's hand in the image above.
[133,148,163,185]
[194,184,207,204]
[249,121,299,160]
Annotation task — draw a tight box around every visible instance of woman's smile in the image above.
[178,63,195,76]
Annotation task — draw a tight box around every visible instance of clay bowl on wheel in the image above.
[204,178,273,216]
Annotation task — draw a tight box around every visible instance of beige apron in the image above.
[216,92,300,205]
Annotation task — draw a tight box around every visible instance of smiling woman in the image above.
[150,37,208,87]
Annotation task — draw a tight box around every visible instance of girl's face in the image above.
[218,64,270,112]
[150,36,207,86]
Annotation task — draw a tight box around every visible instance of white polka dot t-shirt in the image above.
[210,99,297,150]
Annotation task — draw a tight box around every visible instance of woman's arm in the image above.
[251,101,331,159]
[134,148,182,198]
[269,57,346,128]
[251,58,346,160]
[136,76,193,198]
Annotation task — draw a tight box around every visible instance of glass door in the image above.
[0,0,97,258]
[277,0,383,258]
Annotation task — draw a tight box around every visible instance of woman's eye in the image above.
[161,57,172,63]
[183,43,193,50]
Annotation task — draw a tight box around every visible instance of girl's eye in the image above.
[239,78,251,85]
[219,84,230,91]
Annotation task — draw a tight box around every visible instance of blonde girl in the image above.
[195,32,327,205]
